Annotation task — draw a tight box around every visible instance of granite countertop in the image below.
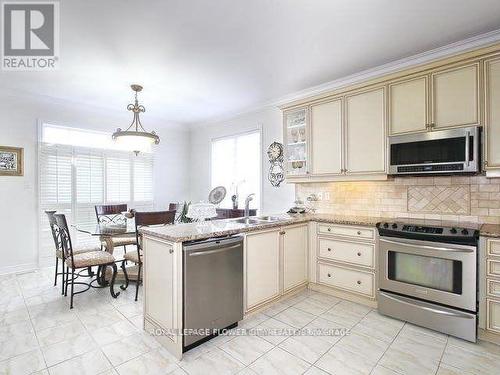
[139,213,500,243]
[139,213,386,243]
[479,224,500,238]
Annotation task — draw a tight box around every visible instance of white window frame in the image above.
[36,121,155,265]
[209,126,263,213]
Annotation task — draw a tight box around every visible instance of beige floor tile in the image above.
[219,335,273,366]
[91,319,139,346]
[292,297,337,316]
[273,307,316,329]
[180,347,245,375]
[101,332,160,366]
[315,345,375,375]
[41,333,94,367]
[0,348,46,375]
[351,310,404,343]
[249,347,310,375]
[253,317,296,345]
[115,347,179,375]
[36,320,87,347]
[279,333,332,364]
[441,342,500,375]
[320,300,371,328]
[48,349,112,375]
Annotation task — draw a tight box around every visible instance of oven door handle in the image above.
[465,130,470,167]
[379,291,475,319]
[379,238,475,253]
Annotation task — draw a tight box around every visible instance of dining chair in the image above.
[45,210,97,295]
[121,210,176,301]
[95,204,137,252]
[54,213,120,308]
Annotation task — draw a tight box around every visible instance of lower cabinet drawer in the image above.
[487,298,500,334]
[487,279,500,299]
[318,263,374,297]
[318,224,374,240]
[487,239,500,257]
[318,238,374,268]
[487,259,500,278]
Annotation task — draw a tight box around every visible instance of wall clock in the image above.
[267,142,285,187]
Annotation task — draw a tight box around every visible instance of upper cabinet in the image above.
[431,62,480,130]
[345,87,386,174]
[389,76,428,135]
[283,108,309,177]
[310,98,343,176]
[484,56,500,172]
[284,86,387,180]
[388,62,481,135]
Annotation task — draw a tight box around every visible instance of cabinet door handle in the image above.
[357,231,362,235]
[357,280,362,285]
[357,252,362,256]
[327,248,332,252]
[327,273,332,278]
[279,231,286,235]
[169,248,174,254]
[327,228,331,232]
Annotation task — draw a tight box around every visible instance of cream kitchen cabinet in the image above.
[283,224,308,292]
[245,224,308,312]
[388,62,480,135]
[283,107,309,177]
[310,98,343,176]
[484,56,500,173]
[431,62,480,130]
[245,229,281,310]
[142,236,183,359]
[345,87,386,174]
[388,75,428,135]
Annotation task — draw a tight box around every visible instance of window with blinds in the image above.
[211,130,261,209]
[39,125,154,261]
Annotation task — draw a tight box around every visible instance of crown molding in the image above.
[190,28,500,129]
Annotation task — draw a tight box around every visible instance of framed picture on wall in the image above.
[0,146,24,176]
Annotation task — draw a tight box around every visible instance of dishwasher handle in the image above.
[183,236,243,252]
[188,244,241,257]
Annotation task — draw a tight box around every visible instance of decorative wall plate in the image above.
[208,186,227,204]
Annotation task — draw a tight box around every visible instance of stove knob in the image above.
[450,228,457,234]
[461,229,469,235]
[383,223,389,228]
[392,223,398,229]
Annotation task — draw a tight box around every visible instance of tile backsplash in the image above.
[295,176,500,224]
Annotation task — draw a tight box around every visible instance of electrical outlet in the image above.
[324,192,330,200]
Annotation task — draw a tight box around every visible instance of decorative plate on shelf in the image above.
[208,186,227,204]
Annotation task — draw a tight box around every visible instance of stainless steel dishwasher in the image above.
[183,235,244,350]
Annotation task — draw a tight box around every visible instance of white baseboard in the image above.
[0,262,39,276]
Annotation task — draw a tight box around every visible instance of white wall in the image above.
[0,91,189,274]
[189,107,295,214]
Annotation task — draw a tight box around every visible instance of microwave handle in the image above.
[465,130,470,167]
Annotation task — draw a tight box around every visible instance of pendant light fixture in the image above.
[112,84,160,154]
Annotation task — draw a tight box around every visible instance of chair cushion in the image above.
[65,251,115,269]
[56,245,101,259]
[124,251,143,264]
[111,236,137,247]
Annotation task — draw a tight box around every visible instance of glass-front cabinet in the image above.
[283,107,309,177]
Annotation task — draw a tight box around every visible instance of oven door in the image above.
[379,237,476,311]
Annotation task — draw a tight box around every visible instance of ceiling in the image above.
[2,0,500,127]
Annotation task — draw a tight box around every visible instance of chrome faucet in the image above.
[244,193,255,219]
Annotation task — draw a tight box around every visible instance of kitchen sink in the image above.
[233,218,262,225]
[256,216,282,222]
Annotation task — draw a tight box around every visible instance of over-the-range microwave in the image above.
[388,126,481,175]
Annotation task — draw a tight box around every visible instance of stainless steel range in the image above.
[376,221,479,342]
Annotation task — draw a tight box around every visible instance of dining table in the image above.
[73,220,138,284]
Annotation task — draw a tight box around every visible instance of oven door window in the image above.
[390,136,473,165]
[387,251,462,294]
